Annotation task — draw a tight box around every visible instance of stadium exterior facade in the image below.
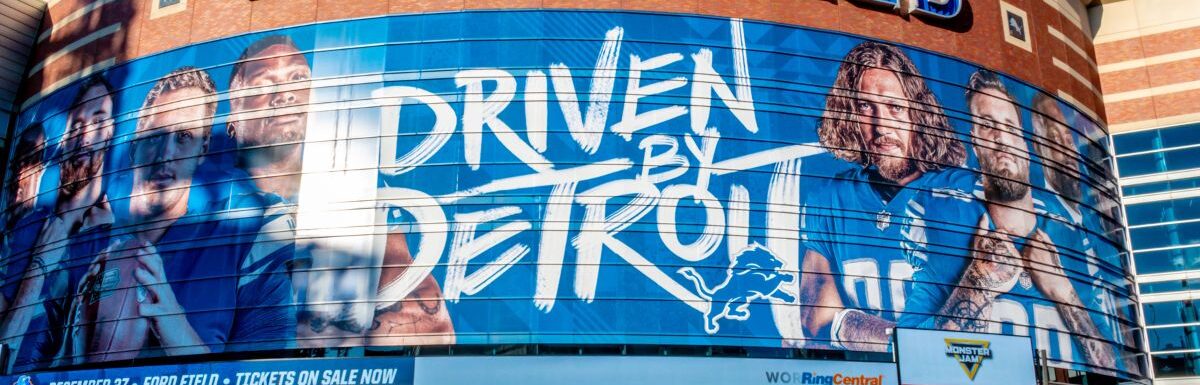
[0,1,1145,385]
[1093,0,1200,383]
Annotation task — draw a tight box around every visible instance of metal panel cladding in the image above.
[0,10,1140,380]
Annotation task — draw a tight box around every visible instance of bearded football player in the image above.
[62,68,293,363]
[796,41,970,351]
[0,75,116,370]
[899,70,1120,372]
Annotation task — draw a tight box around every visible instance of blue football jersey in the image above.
[900,184,1125,371]
[5,207,112,372]
[1037,189,1133,369]
[151,206,294,353]
[802,166,974,328]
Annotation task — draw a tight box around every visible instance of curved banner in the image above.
[0,10,1139,379]
[3,357,414,385]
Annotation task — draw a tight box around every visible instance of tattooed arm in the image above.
[799,249,893,351]
[1024,230,1117,369]
[932,216,1023,332]
[832,308,895,352]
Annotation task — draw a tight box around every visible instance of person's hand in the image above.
[127,242,186,330]
[110,240,209,356]
[967,215,1023,293]
[1023,230,1074,304]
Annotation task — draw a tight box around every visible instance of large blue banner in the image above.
[0,10,1140,379]
[1,357,413,385]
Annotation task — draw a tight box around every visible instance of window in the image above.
[1149,326,1200,351]
[1133,247,1200,275]
[1113,123,1200,155]
[1140,278,1200,294]
[1115,125,1200,177]
[1123,176,1200,197]
[1152,352,1200,378]
[1114,129,1162,154]
[1126,197,1200,226]
[1131,222,1200,250]
[1143,300,1199,326]
[1118,152,1166,177]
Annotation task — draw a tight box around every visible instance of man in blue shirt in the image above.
[900,70,1119,372]
[0,122,47,312]
[64,67,293,363]
[1030,93,1135,372]
[0,75,117,371]
[3,123,46,232]
[797,41,970,351]
[224,35,453,347]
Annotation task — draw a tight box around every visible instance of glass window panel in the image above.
[1143,300,1200,326]
[1133,247,1200,274]
[1123,176,1200,196]
[1160,123,1200,149]
[1130,222,1200,250]
[1116,144,1200,177]
[1140,279,1200,294]
[1127,197,1200,226]
[1152,351,1200,378]
[1167,147,1200,173]
[1114,129,1162,154]
[1149,326,1200,351]
[1127,201,1173,226]
[1118,153,1167,177]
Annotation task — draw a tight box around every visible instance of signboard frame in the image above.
[893,327,1038,385]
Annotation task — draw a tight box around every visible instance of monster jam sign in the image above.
[944,339,993,380]
[895,329,1035,385]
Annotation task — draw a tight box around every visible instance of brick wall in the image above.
[21,0,1103,118]
[1097,24,1200,133]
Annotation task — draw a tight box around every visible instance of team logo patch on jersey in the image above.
[875,210,891,231]
[945,338,993,380]
[1018,270,1034,290]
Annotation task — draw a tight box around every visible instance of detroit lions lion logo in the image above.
[677,243,796,334]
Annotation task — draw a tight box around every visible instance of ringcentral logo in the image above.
[944,338,993,380]
[764,371,884,385]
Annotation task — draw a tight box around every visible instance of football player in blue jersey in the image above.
[0,124,47,311]
[228,35,453,347]
[1030,94,1120,269]
[228,35,310,203]
[226,35,315,345]
[3,124,46,232]
[1030,93,1136,372]
[65,67,294,361]
[796,41,970,351]
[902,70,1118,370]
[0,76,117,370]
